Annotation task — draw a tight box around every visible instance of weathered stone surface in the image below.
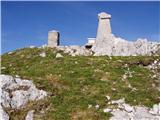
[91,12,160,56]
[56,53,63,58]
[39,52,46,57]
[92,33,160,56]
[25,110,34,120]
[0,75,14,89]
[108,98,160,120]
[48,30,59,48]
[1,91,11,108]
[45,12,159,56]
[111,110,131,120]
[57,45,93,56]
[0,105,9,120]
[0,75,47,119]
[103,108,112,113]
[96,12,112,40]
[11,90,29,109]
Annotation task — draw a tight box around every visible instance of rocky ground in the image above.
[92,34,160,56]
[1,47,160,120]
[0,75,47,120]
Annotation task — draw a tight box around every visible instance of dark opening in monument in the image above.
[85,45,93,49]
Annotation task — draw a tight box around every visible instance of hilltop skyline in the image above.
[1,1,160,54]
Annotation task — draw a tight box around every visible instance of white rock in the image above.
[25,110,34,120]
[103,108,112,113]
[158,103,160,115]
[15,75,20,78]
[134,106,156,119]
[122,103,134,112]
[56,53,63,58]
[106,95,110,100]
[1,91,11,108]
[0,75,47,110]
[110,109,130,120]
[149,104,159,115]
[122,74,127,81]
[11,90,29,109]
[92,32,160,56]
[95,105,99,109]
[8,52,13,55]
[0,75,15,88]
[0,105,9,120]
[15,78,34,87]
[111,98,125,104]
[88,104,92,108]
[28,86,47,101]
[39,52,46,57]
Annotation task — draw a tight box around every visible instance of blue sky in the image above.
[1,1,160,54]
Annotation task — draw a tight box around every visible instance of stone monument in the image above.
[47,12,160,56]
[48,30,60,48]
[96,12,112,41]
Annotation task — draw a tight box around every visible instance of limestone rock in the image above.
[57,45,93,56]
[103,108,112,113]
[0,74,47,119]
[56,53,63,58]
[11,90,29,109]
[0,75,15,89]
[0,105,9,120]
[110,110,131,120]
[110,98,160,120]
[39,52,46,57]
[122,103,134,112]
[91,12,160,56]
[25,110,34,120]
[1,91,11,108]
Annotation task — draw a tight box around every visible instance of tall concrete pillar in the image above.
[96,12,112,40]
[48,30,60,48]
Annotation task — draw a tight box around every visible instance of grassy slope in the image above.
[1,47,160,120]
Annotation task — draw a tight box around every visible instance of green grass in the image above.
[1,47,160,120]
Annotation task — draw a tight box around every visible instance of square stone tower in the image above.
[96,12,112,41]
[48,30,60,48]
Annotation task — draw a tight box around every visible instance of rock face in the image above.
[0,105,9,120]
[56,53,63,58]
[57,45,93,56]
[106,98,160,120]
[147,59,160,91]
[92,34,160,56]
[48,30,60,48]
[0,75,47,119]
[91,12,160,56]
[25,110,34,120]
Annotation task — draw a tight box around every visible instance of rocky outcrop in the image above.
[0,75,47,120]
[102,98,160,120]
[0,105,9,120]
[92,34,160,56]
[25,110,34,120]
[57,45,93,56]
[147,59,160,91]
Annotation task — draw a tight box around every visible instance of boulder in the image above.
[0,75,47,119]
[56,53,63,58]
[25,110,34,120]
[0,105,9,120]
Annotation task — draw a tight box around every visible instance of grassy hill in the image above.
[1,47,160,120]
